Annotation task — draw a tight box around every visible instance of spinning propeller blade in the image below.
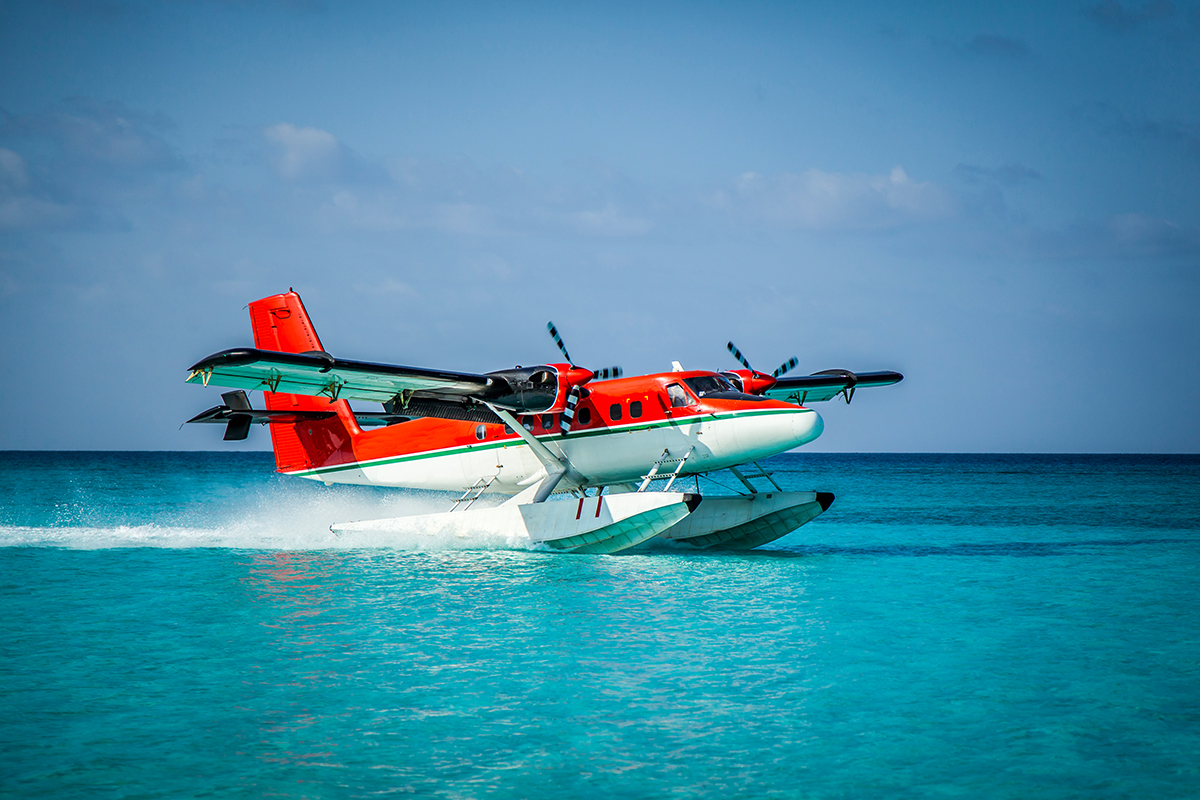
[728,342,798,379]
[547,322,572,365]
[546,322,622,383]
[772,357,799,378]
[726,341,754,371]
[561,385,581,433]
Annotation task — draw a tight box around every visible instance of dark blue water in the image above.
[3,453,1199,798]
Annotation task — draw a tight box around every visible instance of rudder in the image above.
[249,290,363,473]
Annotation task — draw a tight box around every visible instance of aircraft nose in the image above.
[792,409,824,446]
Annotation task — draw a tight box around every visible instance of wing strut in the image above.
[486,405,570,503]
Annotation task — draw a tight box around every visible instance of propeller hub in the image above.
[565,366,595,386]
[747,372,778,394]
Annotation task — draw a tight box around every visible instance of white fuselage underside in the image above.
[291,406,824,494]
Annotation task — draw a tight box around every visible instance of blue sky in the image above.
[1,0,1198,451]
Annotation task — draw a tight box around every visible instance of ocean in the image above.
[2,452,1198,798]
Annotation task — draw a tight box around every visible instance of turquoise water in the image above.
[2,453,1198,798]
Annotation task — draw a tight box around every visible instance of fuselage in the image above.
[287,370,823,493]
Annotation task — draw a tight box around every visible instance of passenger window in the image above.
[578,406,591,426]
[667,383,692,408]
[609,403,622,421]
[630,400,642,419]
[475,424,487,441]
[541,414,554,430]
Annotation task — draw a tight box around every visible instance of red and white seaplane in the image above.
[185,291,902,553]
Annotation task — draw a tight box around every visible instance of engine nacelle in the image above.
[720,369,777,395]
[484,363,595,414]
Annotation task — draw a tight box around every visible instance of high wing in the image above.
[185,348,562,413]
[762,370,904,404]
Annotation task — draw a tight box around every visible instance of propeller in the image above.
[547,322,573,365]
[547,321,623,381]
[726,342,799,378]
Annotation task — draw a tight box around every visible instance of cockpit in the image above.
[680,374,772,403]
[683,375,738,397]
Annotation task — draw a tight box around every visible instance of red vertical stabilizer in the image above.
[248,291,362,473]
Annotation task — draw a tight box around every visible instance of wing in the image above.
[762,369,904,404]
[185,348,562,413]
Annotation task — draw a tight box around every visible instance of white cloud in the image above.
[352,277,419,297]
[0,148,30,190]
[0,197,75,229]
[8,99,186,173]
[431,202,494,235]
[263,123,342,181]
[0,148,75,229]
[1104,213,1199,257]
[317,190,409,231]
[316,192,496,235]
[723,165,955,230]
[568,203,654,237]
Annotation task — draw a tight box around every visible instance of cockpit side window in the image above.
[666,383,693,408]
[683,375,737,397]
[720,372,745,392]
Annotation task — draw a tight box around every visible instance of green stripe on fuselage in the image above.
[287,406,812,477]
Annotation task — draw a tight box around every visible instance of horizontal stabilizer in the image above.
[186,390,410,441]
[185,404,336,426]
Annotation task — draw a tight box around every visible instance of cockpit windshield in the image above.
[683,375,738,398]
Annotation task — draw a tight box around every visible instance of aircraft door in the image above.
[666,383,692,408]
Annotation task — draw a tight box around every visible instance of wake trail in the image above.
[0,486,539,552]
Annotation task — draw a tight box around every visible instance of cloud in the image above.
[1023,212,1200,260]
[0,147,76,230]
[0,99,189,230]
[311,158,657,238]
[263,123,343,181]
[966,34,1030,57]
[431,202,495,235]
[955,162,1043,186]
[0,196,76,230]
[1101,212,1200,257]
[0,98,184,175]
[718,166,955,231]
[1084,102,1200,157]
[1085,1,1175,31]
[1135,117,1200,155]
[930,33,1032,58]
[317,190,408,231]
[0,148,30,190]
[317,160,953,238]
[568,204,654,237]
[314,191,497,236]
[351,277,419,298]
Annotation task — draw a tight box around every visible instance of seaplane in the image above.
[185,290,902,553]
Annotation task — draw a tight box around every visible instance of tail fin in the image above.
[249,290,363,473]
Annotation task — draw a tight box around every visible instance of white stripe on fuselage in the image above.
[293,407,823,493]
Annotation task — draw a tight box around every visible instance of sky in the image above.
[1,0,1198,452]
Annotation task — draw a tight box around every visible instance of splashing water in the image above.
[0,451,532,551]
